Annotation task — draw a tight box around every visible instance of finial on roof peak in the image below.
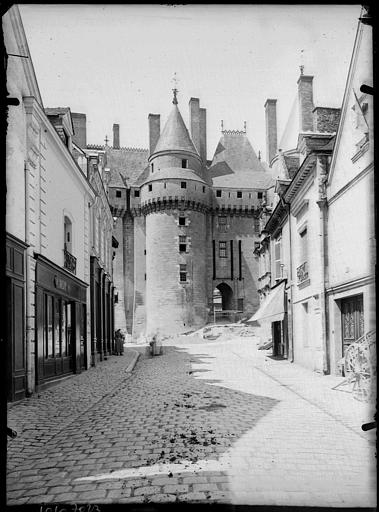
[104,135,109,145]
[300,65,304,76]
[171,72,179,105]
[172,88,178,105]
[221,120,224,132]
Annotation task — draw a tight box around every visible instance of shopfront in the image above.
[35,255,88,387]
[90,257,115,364]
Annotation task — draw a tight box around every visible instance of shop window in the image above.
[54,298,61,357]
[216,190,222,197]
[237,191,242,198]
[180,264,187,282]
[46,294,54,358]
[65,302,73,357]
[116,190,122,198]
[219,241,227,258]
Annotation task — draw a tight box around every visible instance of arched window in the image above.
[64,216,72,254]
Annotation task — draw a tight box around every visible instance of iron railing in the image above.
[63,248,77,275]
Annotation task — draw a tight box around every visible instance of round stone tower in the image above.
[141,91,211,337]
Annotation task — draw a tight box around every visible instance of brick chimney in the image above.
[189,98,206,163]
[297,73,314,132]
[113,123,120,149]
[189,98,200,156]
[199,107,207,163]
[148,114,160,156]
[71,113,87,148]
[264,99,277,165]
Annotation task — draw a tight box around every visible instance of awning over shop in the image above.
[247,281,286,323]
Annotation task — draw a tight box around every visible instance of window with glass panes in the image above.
[274,236,282,279]
[219,241,227,258]
[179,235,186,252]
[179,264,187,282]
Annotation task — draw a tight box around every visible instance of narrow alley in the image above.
[7,329,376,507]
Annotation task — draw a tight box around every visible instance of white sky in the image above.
[19,3,361,162]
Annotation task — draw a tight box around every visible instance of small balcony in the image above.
[63,248,77,275]
[297,261,309,285]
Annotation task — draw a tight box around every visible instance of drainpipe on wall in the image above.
[281,196,294,363]
[24,161,33,396]
[317,156,330,374]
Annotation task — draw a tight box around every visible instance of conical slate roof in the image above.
[153,104,198,155]
[209,131,273,189]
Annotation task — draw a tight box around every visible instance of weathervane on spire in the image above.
[172,72,179,105]
[300,49,304,75]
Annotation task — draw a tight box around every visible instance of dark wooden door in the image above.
[7,277,26,401]
[341,295,364,356]
[272,321,282,357]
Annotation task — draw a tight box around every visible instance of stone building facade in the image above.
[101,94,273,340]
[4,6,117,401]
[254,8,374,375]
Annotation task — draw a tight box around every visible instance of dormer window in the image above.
[181,181,187,189]
[134,190,140,198]
[258,192,263,199]
[182,159,188,169]
[237,191,242,198]
[179,216,186,226]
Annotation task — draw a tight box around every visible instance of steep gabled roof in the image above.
[105,147,149,187]
[108,169,127,188]
[209,131,273,189]
[153,104,198,156]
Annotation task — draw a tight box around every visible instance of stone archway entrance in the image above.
[216,282,233,310]
[212,283,234,323]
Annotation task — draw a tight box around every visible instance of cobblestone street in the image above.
[7,333,376,507]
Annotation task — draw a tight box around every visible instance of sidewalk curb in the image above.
[125,349,140,373]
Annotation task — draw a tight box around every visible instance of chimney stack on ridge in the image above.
[148,114,160,156]
[113,123,120,149]
[189,98,207,163]
[297,73,314,132]
[264,99,278,165]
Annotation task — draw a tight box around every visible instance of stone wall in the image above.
[145,208,207,336]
